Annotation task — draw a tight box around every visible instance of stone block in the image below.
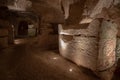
[59,19,100,71]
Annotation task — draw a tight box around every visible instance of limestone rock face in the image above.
[1,0,120,24]
[90,0,114,18]
[7,0,32,11]
[116,38,120,60]
[65,0,86,25]
[98,20,118,71]
[31,0,64,23]
[59,19,100,70]
[90,0,120,18]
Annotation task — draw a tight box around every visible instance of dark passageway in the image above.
[18,21,28,36]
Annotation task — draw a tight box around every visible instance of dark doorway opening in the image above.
[18,21,28,36]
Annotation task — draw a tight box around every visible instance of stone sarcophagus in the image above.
[59,19,117,71]
[59,19,100,70]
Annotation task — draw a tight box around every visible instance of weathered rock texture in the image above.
[90,0,120,18]
[90,0,114,18]
[31,0,64,23]
[59,18,118,73]
[116,38,120,60]
[65,0,86,25]
[98,20,118,71]
[7,0,32,11]
[59,19,100,70]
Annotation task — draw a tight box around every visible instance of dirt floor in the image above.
[0,39,119,80]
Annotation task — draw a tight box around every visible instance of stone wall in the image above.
[0,19,14,44]
[0,29,8,49]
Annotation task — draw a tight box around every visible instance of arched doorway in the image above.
[18,21,28,36]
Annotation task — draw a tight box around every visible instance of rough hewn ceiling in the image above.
[0,0,120,24]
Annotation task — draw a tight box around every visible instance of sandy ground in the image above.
[0,40,100,80]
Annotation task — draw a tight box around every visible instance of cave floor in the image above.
[0,41,119,80]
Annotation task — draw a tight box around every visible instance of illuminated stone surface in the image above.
[59,20,100,70]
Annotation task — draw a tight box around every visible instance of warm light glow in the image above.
[69,68,73,72]
[52,57,58,60]
[60,39,67,50]
[14,39,26,44]
[14,40,21,44]
[8,5,26,11]
[79,18,93,24]
[60,32,70,35]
